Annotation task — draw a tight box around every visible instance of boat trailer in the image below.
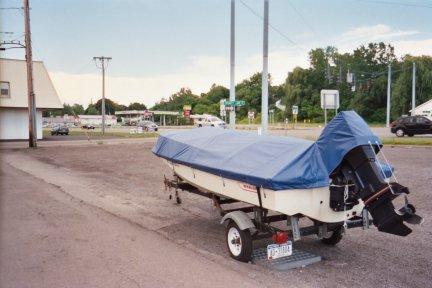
[164,175,371,267]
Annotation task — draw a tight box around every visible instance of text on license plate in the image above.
[267,241,292,260]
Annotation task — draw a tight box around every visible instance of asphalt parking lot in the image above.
[1,141,431,287]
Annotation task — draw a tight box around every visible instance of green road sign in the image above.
[224,100,246,107]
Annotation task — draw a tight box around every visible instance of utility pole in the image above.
[229,0,236,129]
[412,62,416,113]
[93,56,112,135]
[261,0,269,135]
[386,64,391,128]
[24,0,37,148]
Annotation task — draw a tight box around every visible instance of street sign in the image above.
[225,106,234,111]
[183,105,191,118]
[248,111,255,119]
[292,105,298,115]
[224,100,245,107]
[320,90,340,126]
[320,90,339,109]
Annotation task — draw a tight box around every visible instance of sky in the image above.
[1,0,432,107]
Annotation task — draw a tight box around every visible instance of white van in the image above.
[194,115,226,128]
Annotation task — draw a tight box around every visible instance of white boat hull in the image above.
[166,161,364,223]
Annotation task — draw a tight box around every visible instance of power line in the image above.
[353,0,432,9]
[0,7,22,10]
[10,33,25,42]
[238,0,308,52]
[286,0,316,36]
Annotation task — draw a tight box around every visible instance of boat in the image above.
[153,111,422,262]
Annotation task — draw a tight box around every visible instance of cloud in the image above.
[50,50,308,107]
[338,24,419,49]
[341,24,418,42]
[392,38,432,56]
[51,70,224,108]
[49,24,429,107]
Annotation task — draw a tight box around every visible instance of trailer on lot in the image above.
[164,175,370,263]
[154,111,422,264]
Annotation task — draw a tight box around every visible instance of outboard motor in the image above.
[331,145,422,236]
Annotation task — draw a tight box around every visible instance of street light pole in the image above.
[24,0,37,148]
[386,64,391,128]
[229,0,236,129]
[93,56,112,135]
[261,0,269,135]
[412,62,416,113]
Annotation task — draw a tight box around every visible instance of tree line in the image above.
[153,42,432,123]
[43,100,147,117]
[47,42,432,124]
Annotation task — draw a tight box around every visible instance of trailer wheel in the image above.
[321,226,343,245]
[225,221,252,262]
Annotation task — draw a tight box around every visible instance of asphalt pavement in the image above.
[1,142,431,287]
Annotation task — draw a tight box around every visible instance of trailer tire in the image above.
[225,220,253,262]
[321,226,343,245]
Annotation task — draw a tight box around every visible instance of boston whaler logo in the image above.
[239,182,257,193]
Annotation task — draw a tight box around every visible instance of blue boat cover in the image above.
[153,111,389,190]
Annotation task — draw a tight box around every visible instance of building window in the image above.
[0,82,10,98]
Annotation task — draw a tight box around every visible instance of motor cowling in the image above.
[331,145,420,236]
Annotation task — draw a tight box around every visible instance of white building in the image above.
[410,99,432,119]
[78,115,117,126]
[0,58,62,140]
[115,110,154,125]
[42,115,77,127]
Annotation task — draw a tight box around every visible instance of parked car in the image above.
[390,115,432,137]
[196,115,226,128]
[138,120,158,131]
[51,124,69,135]
[82,124,95,129]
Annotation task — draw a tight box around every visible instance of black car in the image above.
[51,124,69,135]
[390,115,432,137]
[82,124,95,129]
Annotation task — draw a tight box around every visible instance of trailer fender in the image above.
[221,211,255,231]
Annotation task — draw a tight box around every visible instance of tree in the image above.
[146,42,432,124]
[71,104,85,115]
[85,104,98,115]
[128,102,147,110]
[201,84,229,104]
[236,73,267,119]
[152,87,199,112]
[193,103,208,115]
[94,98,118,115]
[62,104,74,116]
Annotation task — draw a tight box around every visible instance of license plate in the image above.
[267,241,292,260]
